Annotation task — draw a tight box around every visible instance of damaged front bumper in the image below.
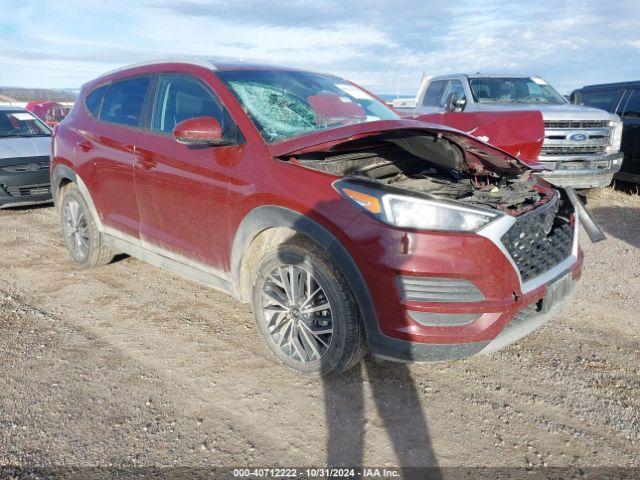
[537,152,623,188]
[370,264,581,363]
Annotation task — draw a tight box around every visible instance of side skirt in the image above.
[103,233,237,298]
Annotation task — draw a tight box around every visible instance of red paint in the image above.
[173,116,223,144]
[411,110,545,165]
[52,61,582,350]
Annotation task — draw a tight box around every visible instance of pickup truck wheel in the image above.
[251,241,365,377]
[59,183,115,268]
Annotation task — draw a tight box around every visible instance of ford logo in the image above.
[569,133,588,142]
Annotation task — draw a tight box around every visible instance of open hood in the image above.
[267,119,539,176]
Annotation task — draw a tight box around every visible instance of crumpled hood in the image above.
[0,136,51,160]
[476,102,616,120]
[267,119,536,175]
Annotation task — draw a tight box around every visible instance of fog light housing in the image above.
[407,311,482,327]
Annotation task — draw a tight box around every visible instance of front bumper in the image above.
[343,196,582,363]
[537,152,623,188]
[0,163,52,209]
[369,264,581,363]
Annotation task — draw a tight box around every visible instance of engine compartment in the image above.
[291,142,552,215]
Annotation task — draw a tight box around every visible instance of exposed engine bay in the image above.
[290,134,553,215]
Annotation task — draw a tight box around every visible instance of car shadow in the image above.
[590,206,640,249]
[266,194,442,476]
[324,358,441,478]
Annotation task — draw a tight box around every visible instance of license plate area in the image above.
[541,271,574,313]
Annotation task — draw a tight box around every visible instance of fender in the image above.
[230,205,383,342]
[51,165,104,231]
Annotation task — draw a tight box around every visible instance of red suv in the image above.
[52,60,583,376]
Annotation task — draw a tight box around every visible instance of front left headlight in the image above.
[335,180,500,232]
[607,116,623,154]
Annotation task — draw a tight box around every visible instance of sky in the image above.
[0,0,639,95]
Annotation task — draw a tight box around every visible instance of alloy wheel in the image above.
[63,198,90,260]
[261,264,334,363]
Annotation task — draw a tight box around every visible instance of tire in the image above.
[251,239,366,377]
[59,183,115,268]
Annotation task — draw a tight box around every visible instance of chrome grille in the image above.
[3,183,51,197]
[501,196,574,282]
[541,145,607,155]
[544,120,609,129]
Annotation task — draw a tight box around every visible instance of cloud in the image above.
[0,0,638,94]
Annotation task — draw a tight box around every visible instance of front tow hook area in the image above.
[564,187,606,243]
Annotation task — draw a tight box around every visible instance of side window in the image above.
[422,81,446,107]
[438,80,465,107]
[623,90,640,118]
[99,76,150,127]
[579,89,621,113]
[85,85,108,117]
[152,75,226,134]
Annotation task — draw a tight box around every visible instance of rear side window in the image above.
[99,77,150,127]
[623,90,640,118]
[578,89,622,113]
[84,85,108,117]
[152,74,225,134]
[422,81,446,107]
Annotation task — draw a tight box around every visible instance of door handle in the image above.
[135,151,157,170]
[76,140,94,152]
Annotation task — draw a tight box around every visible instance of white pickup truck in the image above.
[405,74,624,188]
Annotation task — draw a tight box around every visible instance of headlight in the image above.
[335,180,500,232]
[607,117,623,154]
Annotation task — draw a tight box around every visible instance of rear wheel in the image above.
[59,183,115,268]
[251,240,365,377]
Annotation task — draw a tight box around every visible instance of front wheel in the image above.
[251,240,365,377]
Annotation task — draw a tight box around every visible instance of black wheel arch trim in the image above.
[51,164,77,205]
[230,205,385,346]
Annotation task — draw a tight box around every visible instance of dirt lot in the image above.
[0,186,639,473]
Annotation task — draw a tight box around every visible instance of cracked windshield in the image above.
[218,69,399,142]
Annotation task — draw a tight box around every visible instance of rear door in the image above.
[619,89,640,176]
[133,73,239,269]
[74,76,151,238]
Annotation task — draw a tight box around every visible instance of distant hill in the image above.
[0,87,77,103]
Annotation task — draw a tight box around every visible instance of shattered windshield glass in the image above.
[469,77,566,105]
[217,69,399,143]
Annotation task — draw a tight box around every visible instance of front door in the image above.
[133,73,240,270]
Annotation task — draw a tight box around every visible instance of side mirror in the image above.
[445,93,466,113]
[173,116,226,145]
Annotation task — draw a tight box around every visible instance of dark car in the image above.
[0,106,53,208]
[571,81,640,183]
[51,60,583,376]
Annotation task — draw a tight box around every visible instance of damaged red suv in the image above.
[52,60,583,376]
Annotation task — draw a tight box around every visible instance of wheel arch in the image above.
[231,205,381,340]
[51,164,77,207]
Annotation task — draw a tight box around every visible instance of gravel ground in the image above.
[0,186,639,474]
